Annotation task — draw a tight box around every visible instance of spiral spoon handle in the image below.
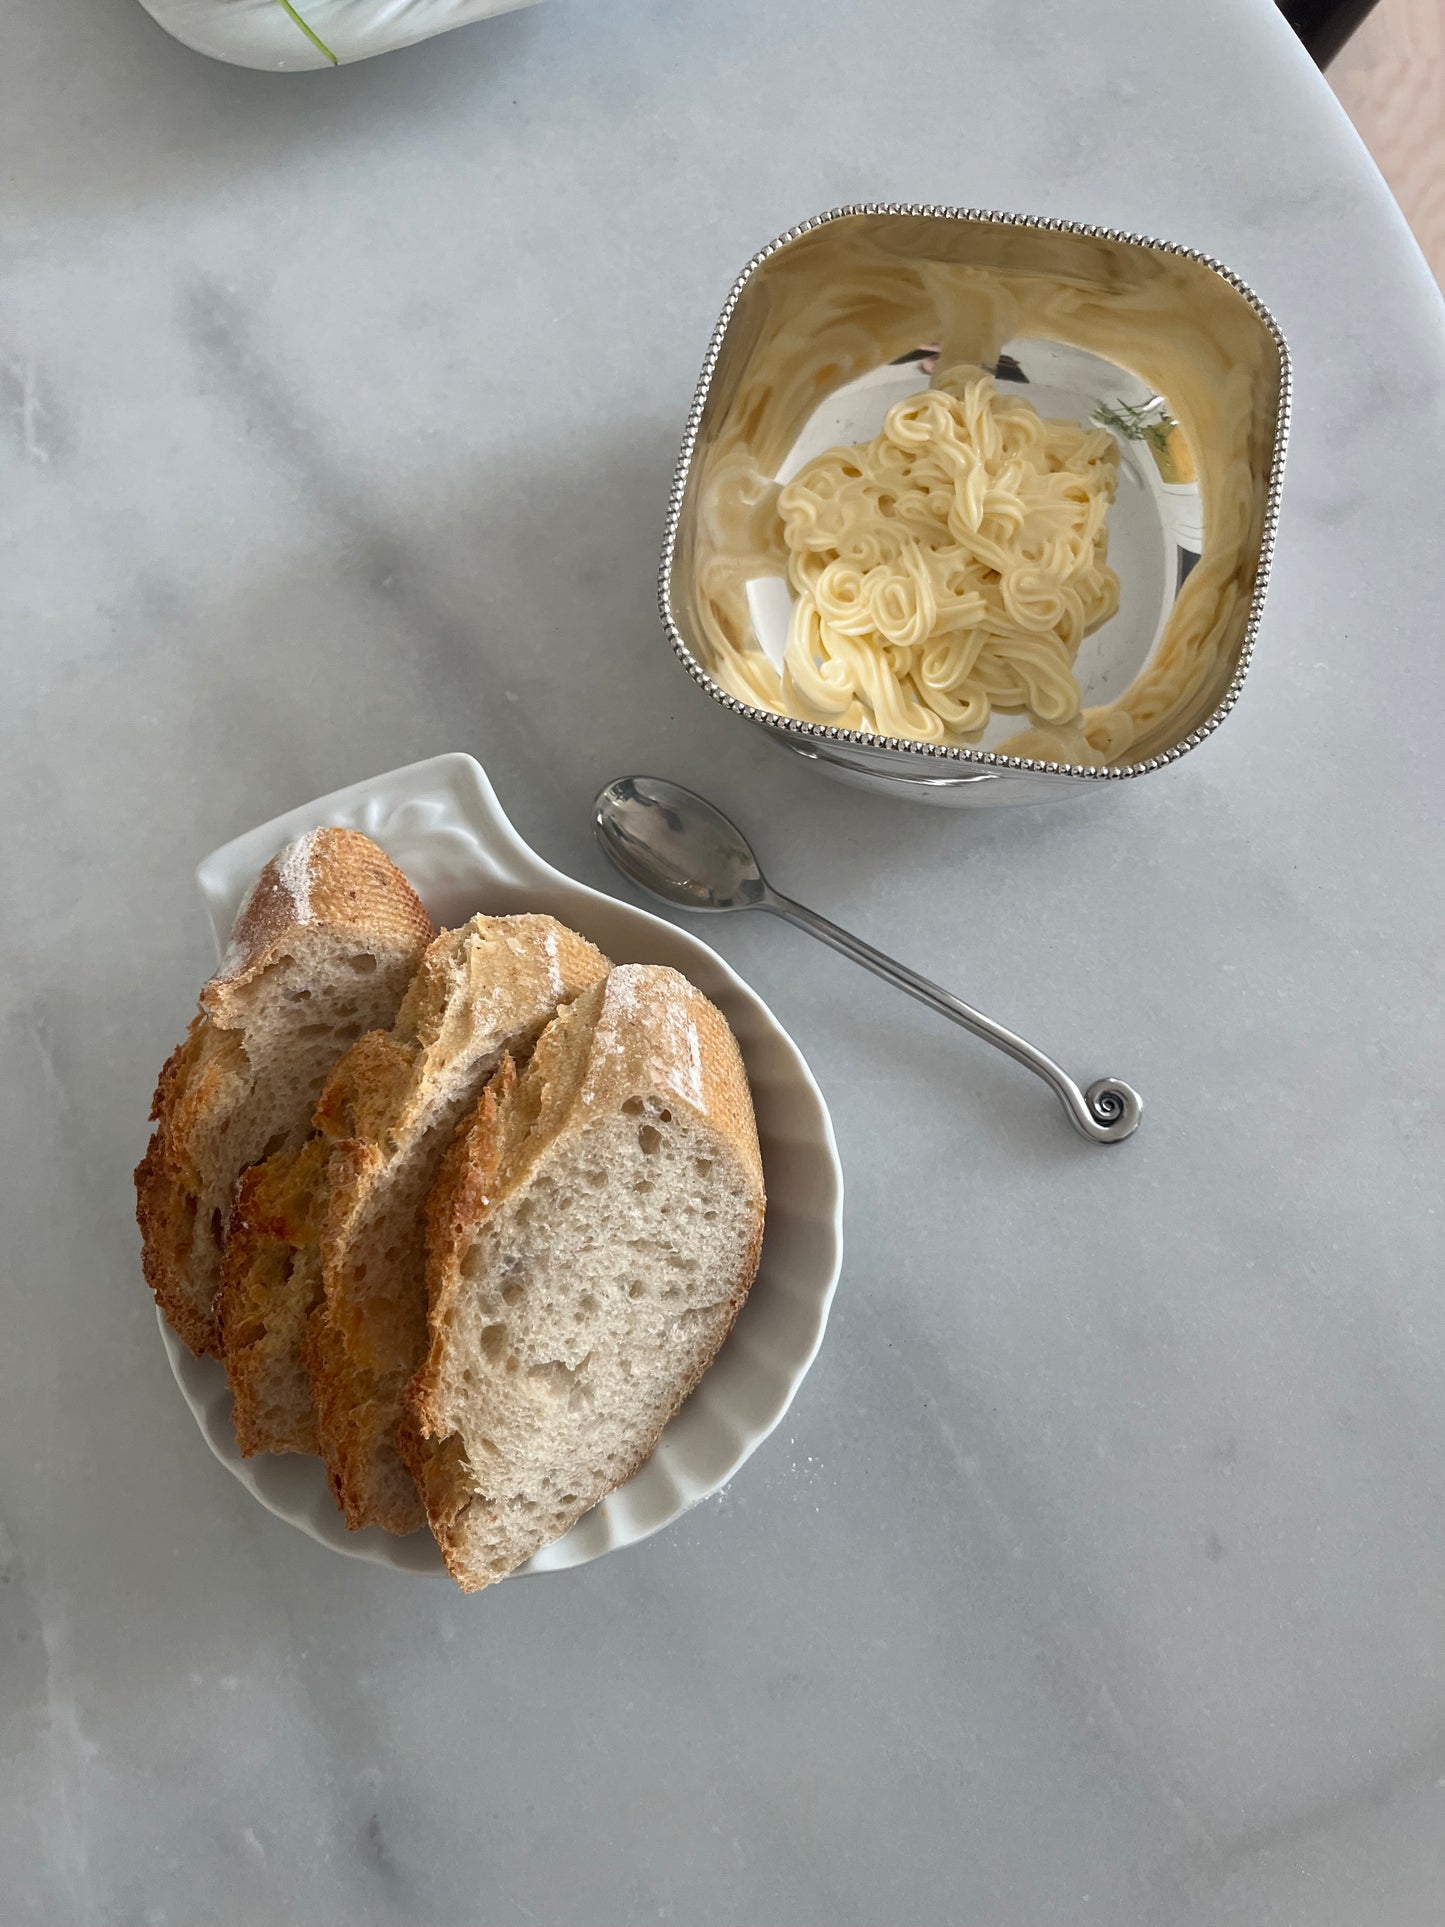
[768,894,1142,1144]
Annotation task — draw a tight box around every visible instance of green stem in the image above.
[1093,398,1176,455]
[272,0,339,64]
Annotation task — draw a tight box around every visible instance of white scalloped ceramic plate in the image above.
[160,753,843,1578]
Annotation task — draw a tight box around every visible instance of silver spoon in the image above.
[593,775,1142,1144]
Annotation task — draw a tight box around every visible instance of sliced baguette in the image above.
[135,828,433,1357]
[402,964,766,1591]
[304,915,610,1533]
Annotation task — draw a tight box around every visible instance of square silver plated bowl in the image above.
[661,205,1291,806]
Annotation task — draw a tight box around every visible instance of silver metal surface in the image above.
[594,776,1142,1143]
[659,204,1292,806]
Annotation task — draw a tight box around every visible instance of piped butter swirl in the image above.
[776,367,1120,744]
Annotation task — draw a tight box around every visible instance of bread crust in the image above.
[136,828,433,1357]
[216,1136,330,1456]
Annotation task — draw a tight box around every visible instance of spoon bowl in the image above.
[593,776,770,912]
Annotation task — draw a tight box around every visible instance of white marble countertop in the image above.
[3,1,1444,1921]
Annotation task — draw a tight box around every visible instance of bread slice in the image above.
[135,828,433,1357]
[303,915,610,1534]
[402,964,766,1591]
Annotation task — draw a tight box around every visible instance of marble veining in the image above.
[2,0,1444,1921]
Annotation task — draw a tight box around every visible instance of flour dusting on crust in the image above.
[214,829,319,982]
[599,965,705,1112]
[274,828,319,923]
